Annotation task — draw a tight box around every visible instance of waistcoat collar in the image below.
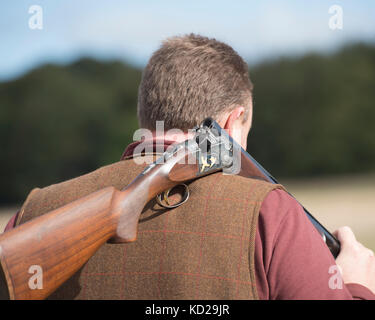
[120,139,178,160]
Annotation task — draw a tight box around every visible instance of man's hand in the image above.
[334,226,375,293]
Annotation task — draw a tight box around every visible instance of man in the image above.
[4,34,375,299]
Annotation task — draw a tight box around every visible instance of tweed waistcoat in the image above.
[16,154,281,300]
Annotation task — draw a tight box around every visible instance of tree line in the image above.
[0,43,374,204]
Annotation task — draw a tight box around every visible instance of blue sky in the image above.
[1,0,375,81]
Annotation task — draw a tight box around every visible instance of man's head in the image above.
[137,34,253,148]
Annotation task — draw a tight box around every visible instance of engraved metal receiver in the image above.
[153,120,236,208]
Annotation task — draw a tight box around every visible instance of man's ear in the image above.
[223,106,245,136]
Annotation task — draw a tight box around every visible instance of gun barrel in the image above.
[202,117,341,258]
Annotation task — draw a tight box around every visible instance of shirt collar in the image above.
[120,138,178,160]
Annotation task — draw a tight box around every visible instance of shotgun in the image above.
[0,118,340,300]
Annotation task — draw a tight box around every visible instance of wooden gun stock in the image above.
[0,146,201,300]
[0,186,119,300]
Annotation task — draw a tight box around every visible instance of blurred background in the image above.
[0,1,374,248]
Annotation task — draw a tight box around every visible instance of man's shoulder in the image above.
[258,188,301,227]
[17,157,282,225]
[189,172,283,206]
[17,159,148,224]
[27,157,152,195]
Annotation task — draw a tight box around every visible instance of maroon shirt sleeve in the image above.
[255,189,375,300]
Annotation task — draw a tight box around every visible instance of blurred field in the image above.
[1,174,375,250]
[283,173,375,250]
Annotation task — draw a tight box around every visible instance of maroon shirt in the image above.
[5,139,375,300]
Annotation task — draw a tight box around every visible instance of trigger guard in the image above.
[156,184,190,209]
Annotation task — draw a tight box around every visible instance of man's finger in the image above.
[333,226,357,248]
